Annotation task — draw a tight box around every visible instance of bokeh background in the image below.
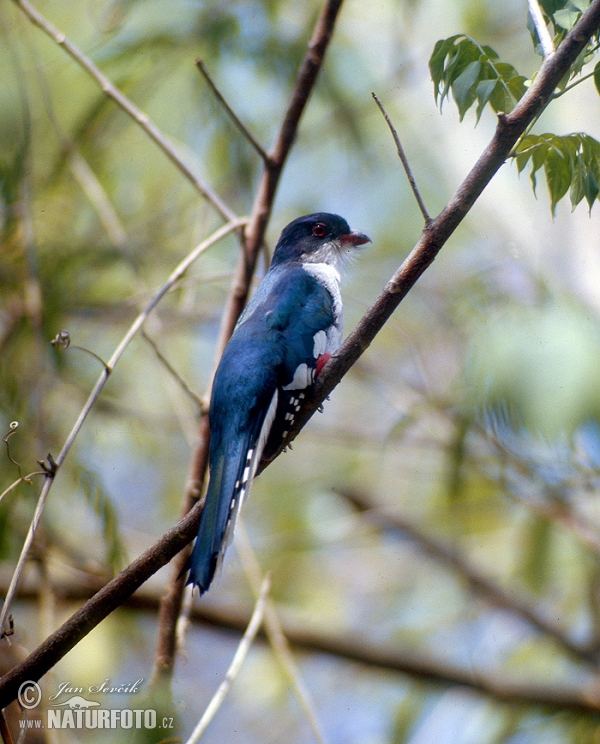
[3,0,600,742]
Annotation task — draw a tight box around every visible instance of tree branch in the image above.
[215,0,345,355]
[183,575,270,744]
[339,489,600,668]
[260,0,600,469]
[527,0,556,58]
[0,219,245,639]
[3,577,600,715]
[11,0,236,222]
[372,92,431,224]
[195,59,270,164]
[0,499,203,709]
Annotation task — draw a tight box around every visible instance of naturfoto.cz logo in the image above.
[17,679,174,732]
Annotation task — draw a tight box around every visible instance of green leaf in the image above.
[570,157,586,208]
[531,137,551,172]
[544,146,572,214]
[505,74,528,104]
[429,35,462,102]
[584,169,599,210]
[474,78,498,122]
[553,7,581,29]
[452,60,481,119]
[513,132,600,213]
[594,60,600,96]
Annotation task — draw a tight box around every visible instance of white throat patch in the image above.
[302,262,343,350]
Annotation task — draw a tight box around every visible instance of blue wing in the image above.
[187,266,337,593]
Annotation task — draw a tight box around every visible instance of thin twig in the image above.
[527,0,555,58]
[235,522,328,744]
[11,0,236,223]
[0,218,246,638]
[184,575,270,744]
[141,330,206,412]
[0,709,14,744]
[552,65,598,98]
[176,584,195,651]
[196,59,270,164]
[151,0,347,686]
[0,473,46,505]
[372,92,431,224]
[214,0,346,355]
[68,152,127,247]
[28,31,128,249]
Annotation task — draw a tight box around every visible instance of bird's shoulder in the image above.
[237,263,338,334]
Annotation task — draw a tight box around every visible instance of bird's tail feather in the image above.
[187,391,279,593]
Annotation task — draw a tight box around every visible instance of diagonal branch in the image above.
[339,489,600,668]
[195,59,270,164]
[11,0,236,222]
[0,499,203,709]
[2,0,600,712]
[259,0,600,469]
[235,522,328,744]
[372,92,431,224]
[183,575,270,744]
[214,0,346,355]
[528,0,556,58]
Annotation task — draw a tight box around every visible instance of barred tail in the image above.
[187,391,278,594]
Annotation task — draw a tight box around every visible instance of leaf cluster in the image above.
[429,35,527,122]
[429,1,600,213]
[514,132,600,213]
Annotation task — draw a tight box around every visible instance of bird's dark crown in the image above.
[270,213,360,268]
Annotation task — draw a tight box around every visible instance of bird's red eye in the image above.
[312,223,326,238]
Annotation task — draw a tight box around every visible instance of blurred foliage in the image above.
[3,0,600,743]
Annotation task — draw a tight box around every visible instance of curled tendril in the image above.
[51,330,71,349]
[51,330,109,370]
[3,423,24,480]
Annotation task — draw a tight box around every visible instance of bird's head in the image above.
[270,213,370,270]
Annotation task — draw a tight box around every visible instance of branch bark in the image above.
[0,500,203,709]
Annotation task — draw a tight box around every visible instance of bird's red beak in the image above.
[340,230,371,247]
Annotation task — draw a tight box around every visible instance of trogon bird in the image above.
[187,212,370,593]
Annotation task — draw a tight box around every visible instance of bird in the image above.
[187,212,370,593]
